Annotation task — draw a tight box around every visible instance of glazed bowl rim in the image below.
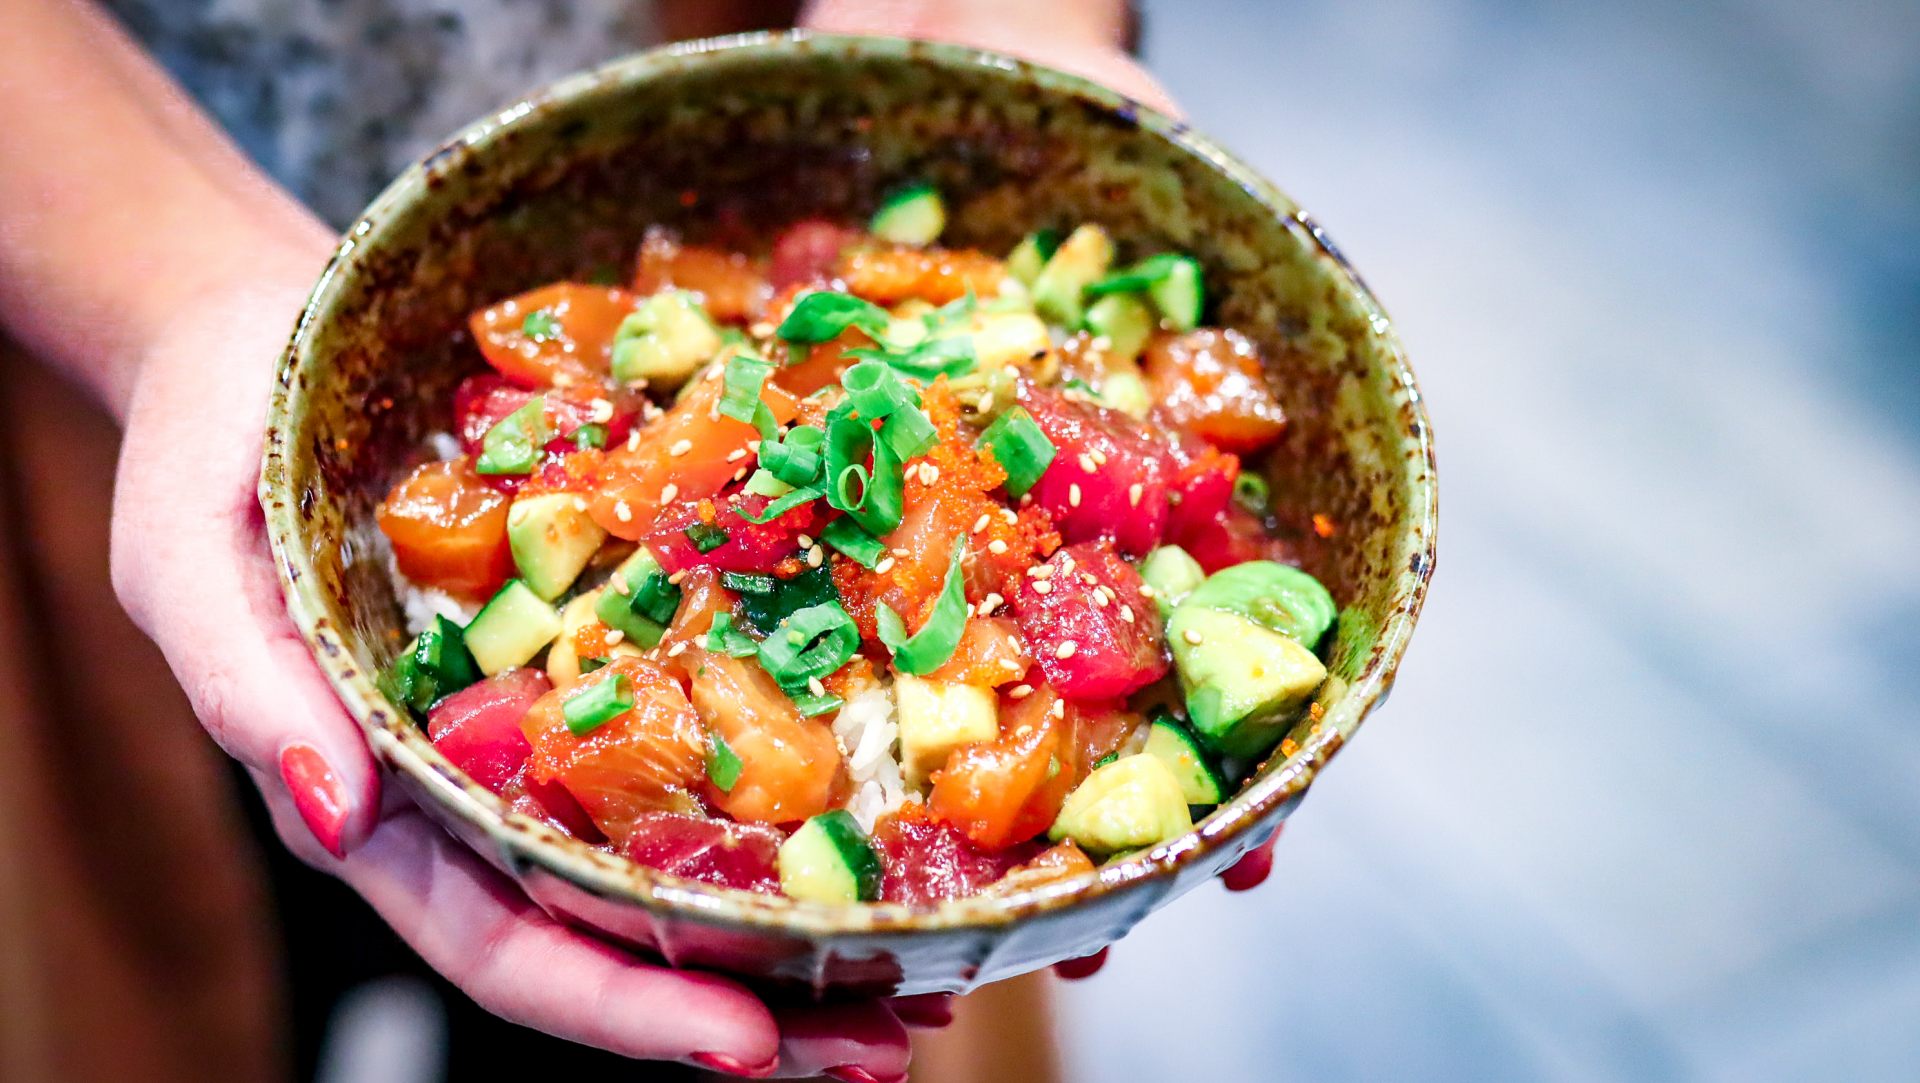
[259,29,1437,938]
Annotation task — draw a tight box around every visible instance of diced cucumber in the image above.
[1143,716,1227,805]
[1032,224,1114,328]
[1139,545,1206,618]
[507,492,608,600]
[1083,293,1155,363]
[593,546,677,647]
[895,673,999,788]
[465,579,562,675]
[611,290,723,387]
[1048,754,1194,854]
[1094,364,1152,419]
[1168,606,1326,758]
[1006,230,1060,286]
[869,183,946,246]
[779,810,882,902]
[1147,254,1204,331]
[1183,560,1337,649]
[378,614,481,716]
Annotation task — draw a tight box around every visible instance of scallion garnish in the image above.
[736,481,826,524]
[563,673,633,735]
[820,516,886,569]
[743,468,793,498]
[475,397,548,475]
[875,538,969,674]
[976,406,1056,497]
[721,571,777,595]
[1232,472,1270,514]
[572,423,607,450]
[845,335,976,380]
[685,522,729,553]
[1085,252,1188,297]
[841,360,920,419]
[823,404,906,535]
[521,310,558,340]
[790,691,845,718]
[707,730,743,791]
[705,613,760,658]
[879,405,938,462]
[921,292,977,334]
[579,656,610,674]
[627,568,683,625]
[717,353,773,423]
[757,601,860,693]
[776,291,892,344]
[760,422,826,487]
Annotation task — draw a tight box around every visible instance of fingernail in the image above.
[891,994,953,1029]
[279,743,349,858]
[826,1068,903,1083]
[690,1051,778,1078]
[1054,947,1109,981]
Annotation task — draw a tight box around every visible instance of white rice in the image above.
[831,679,915,832]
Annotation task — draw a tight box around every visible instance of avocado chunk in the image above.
[894,673,999,788]
[869,183,947,246]
[968,311,1052,372]
[464,579,562,676]
[1093,362,1152,419]
[546,589,645,684]
[1005,230,1060,286]
[1083,292,1154,363]
[507,492,608,600]
[1183,560,1337,649]
[611,290,723,387]
[1048,754,1194,854]
[1031,224,1114,327]
[1147,255,1204,332]
[1138,545,1206,618]
[592,546,676,647]
[1169,606,1327,758]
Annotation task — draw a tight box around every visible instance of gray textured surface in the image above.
[1055,2,1920,1080]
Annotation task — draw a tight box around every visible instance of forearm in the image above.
[0,0,328,421]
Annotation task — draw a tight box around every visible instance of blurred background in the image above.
[99,0,1920,1079]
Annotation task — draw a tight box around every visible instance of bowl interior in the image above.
[262,33,1435,932]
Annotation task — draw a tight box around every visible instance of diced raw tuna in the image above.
[769,219,862,289]
[1172,505,1298,574]
[870,806,1042,905]
[454,374,635,456]
[427,668,552,793]
[1018,384,1173,557]
[643,490,822,575]
[1010,542,1168,700]
[623,812,784,894]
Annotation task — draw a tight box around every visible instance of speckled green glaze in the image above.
[259,31,1436,998]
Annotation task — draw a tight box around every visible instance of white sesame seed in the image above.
[1014,724,1033,738]
[987,539,1009,555]
[667,570,688,585]
[627,428,642,450]
[1078,453,1097,473]
[1089,449,1107,466]
[1091,590,1108,607]
[614,500,633,522]
[612,571,631,595]
[667,640,689,657]
[1056,641,1077,660]
[1068,484,1082,507]
[797,534,814,548]
[659,483,679,503]
[1128,483,1143,507]
[806,545,824,568]
[1183,628,1204,645]
[605,629,626,645]
[874,557,896,574]
[748,440,762,453]
[976,391,994,411]
[588,398,614,423]
[1000,508,1018,525]
[977,593,1002,616]
[1020,493,1033,506]
[1000,658,1022,672]
[892,547,909,557]
[1119,605,1136,624]
[1033,580,1053,594]
[1049,698,1066,719]
[726,448,748,462]
[1138,584,1157,598]
[732,467,747,481]
[808,676,827,697]
[669,439,693,457]
[1009,684,1034,699]
[972,514,990,534]
[1082,573,1098,585]
[903,462,920,483]
[750,322,775,337]
[920,463,940,484]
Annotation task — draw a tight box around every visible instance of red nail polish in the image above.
[826,1068,902,1083]
[690,1052,778,1078]
[1054,947,1109,980]
[279,743,349,858]
[1221,841,1275,892]
[891,993,954,1029]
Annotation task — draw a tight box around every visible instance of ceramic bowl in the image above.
[260,31,1436,998]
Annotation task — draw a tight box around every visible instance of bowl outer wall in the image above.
[257,31,1436,997]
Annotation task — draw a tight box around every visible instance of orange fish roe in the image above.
[518,447,605,497]
[571,620,621,660]
[822,654,877,699]
[839,245,1006,305]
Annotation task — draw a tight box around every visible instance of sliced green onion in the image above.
[707,730,743,792]
[722,571,777,595]
[378,615,481,717]
[790,691,845,718]
[572,423,607,450]
[744,468,794,498]
[922,292,977,334]
[563,673,633,736]
[705,613,759,658]
[717,353,774,423]
[685,522,729,553]
[842,360,919,419]
[579,656,610,674]
[761,423,825,487]
[879,405,938,462]
[732,566,840,636]
[521,310,558,339]
[845,335,976,380]
[629,568,683,625]
[976,406,1055,497]
[823,403,905,536]
[820,516,886,569]
[874,538,969,675]
[776,291,892,344]
[1092,751,1118,770]
[1085,252,1186,297]
[736,482,826,525]
[475,397,548,475]
[1231,472,1270,514]
[757,601,860,692]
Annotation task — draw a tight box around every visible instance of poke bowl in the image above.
[260,31,1436,998]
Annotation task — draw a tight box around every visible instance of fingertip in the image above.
[889,992,954,1029]
[772,1000,911,1081]
[1220,832,1279,892]
[1053,946,1109,981]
